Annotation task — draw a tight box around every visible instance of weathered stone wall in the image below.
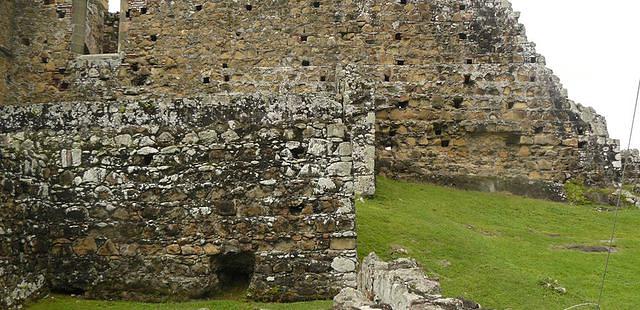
[0,0,628,305]
[370,1,619,197]
[0,93,50,309]
[621,150,640,186]
[0,93,369,302]
[334,253,480,310]
[0,139,49,309]
[0,3,49,308]
[6,0,76,105]
[1,0,620,195]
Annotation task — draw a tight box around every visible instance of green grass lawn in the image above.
[29,177,639,309]
[357,177,640,309]
[29,295,332,310]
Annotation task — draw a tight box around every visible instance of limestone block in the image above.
[137,146,159,155]
[328,162,352,177]
[534,134,559,146]
[331,257,357,273]
[308,138,332,156]
[114,134,132,147]
[221,130,240,142]
[157,132,175,145]
[82,167,107,184]
[182,132,200,144]
[331,238,357,250]
[328,123,346,138]
[333,287,373,309]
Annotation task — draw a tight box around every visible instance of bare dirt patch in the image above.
[563,244,617,253]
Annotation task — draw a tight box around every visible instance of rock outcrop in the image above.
[334,253,480,310]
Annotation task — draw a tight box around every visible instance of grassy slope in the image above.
[29,177,639,309]
[357,177,640,309]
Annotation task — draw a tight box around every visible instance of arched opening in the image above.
[211,252,256,298]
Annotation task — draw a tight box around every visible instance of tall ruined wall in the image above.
[370,1,620,196]
[0,93,371,302]
[1,0,619,195]
[0,0,625,307]
[0,2,49,308]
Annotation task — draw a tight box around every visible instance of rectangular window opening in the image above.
[72,0,137,55]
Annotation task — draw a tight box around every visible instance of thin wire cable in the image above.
[596,79,640,307]
[563,303,599,310]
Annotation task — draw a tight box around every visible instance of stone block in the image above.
[331,238,357,250]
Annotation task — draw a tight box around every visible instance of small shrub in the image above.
[564,182,589,205]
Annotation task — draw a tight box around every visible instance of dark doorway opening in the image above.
[212,252,256,299]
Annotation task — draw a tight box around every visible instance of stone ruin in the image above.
[0,0,632,308]
[333,253,481,309]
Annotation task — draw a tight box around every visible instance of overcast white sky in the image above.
[108,1,640,147]
[510,0,640,148]
[108,0,119,12]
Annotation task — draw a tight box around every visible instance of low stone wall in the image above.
[334,253,480,310]
[0,93,373,303]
